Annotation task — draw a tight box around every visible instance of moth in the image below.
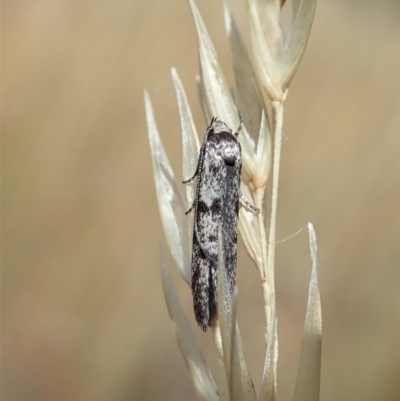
[183,117,257,331]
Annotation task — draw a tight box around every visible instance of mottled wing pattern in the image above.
[221,136,241,296]
[191,124,241,331]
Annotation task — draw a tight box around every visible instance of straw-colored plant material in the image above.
[145,0,321,399]
[293,223,322,401]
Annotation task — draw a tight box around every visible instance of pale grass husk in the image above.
[145,1,321,400]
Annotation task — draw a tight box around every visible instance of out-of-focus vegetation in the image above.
[2,1,399,400]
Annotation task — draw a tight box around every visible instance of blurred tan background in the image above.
[2,1,399,400]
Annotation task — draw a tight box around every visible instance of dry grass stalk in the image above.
[145,1,321,399]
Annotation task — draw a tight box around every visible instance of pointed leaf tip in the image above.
[171,68,200,205]
[279,0,317,88]
[188,0,237,128]
[223,0,264,147]
[292,222,322,401]
[145,92,191,285]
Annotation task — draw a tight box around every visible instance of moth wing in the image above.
[221,157,241,295]
[191,140,224,330]
[191,234,217,330]
[194,140,225,258]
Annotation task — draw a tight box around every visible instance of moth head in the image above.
[210,118,232,135]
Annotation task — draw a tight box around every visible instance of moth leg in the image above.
[182,169,198,184]
[183,144,205,184]
[185,200,196,215]
[240,192,259,213]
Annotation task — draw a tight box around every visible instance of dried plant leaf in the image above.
[214,280,258,401]
[238,214,259,265]
[222,0,264,144]
[216,231,244,401]
[255,0,283,56]
[216,228,257,401]
[247,0,283,101]
[217,226,233,373]
[259,318,278,401]
[161,252,219,401]
[171,68,200,205]
[196,73,213,124]
[234,324,258,401]
[239,184,262,263]
[290,0,302,19]
[188,0,237,125]
[147,0,321,398]
[292,223,322,401]
[278,0,317,89]
[272,321,278,400]
[212,324,230,401]
[188,0,257,180]
[255,110,272,189]
[145,91,191,285]
[228,289,244,401]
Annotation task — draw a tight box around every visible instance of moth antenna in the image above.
[235,113,243,137]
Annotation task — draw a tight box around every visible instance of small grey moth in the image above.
[183,117,258,331]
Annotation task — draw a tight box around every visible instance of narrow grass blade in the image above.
[259,318,278,401]
[217,227,257,401]
[196,72,213,124]
[161,252,219,401]
[292,222,322,401]
[188,0,237,125]
[255,110,272,189]
[226,289,243,401]
[254,0,283,56]
[239,184,262,263]
[216,227,244,400]
[188,0,257,180]
[217,226,233,374]
[171,68,200,205]
[247,0,282,101]
[233,324,258,401]
[278,0,317,88]
[145,91,191,285]
[222,0,263,146]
